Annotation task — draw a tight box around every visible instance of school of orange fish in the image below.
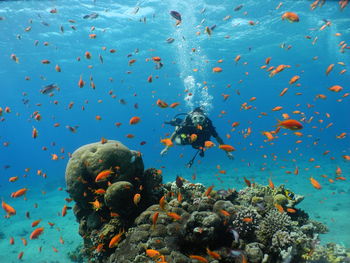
[0,0,349,261]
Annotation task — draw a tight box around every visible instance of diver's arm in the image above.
[213,134,234,160]
[160,131,177,156]
[214,134,225,145]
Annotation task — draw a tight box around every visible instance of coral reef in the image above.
[65,141,350,263]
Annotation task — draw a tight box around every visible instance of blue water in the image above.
[0,0,349,261]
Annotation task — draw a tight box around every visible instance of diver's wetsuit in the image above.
[174,117,218,149]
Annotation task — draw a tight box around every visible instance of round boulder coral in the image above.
[65,140,143,205]
[104,181,135,216]
[183,211,222,246]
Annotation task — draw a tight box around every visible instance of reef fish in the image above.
[40,84,59,94]
[234,4,243,11]
[310,177,321,189]
[277,119,303,130]
[1,200,16,215]
[29,227,44,239]
[95,169,113,182]
[282,12,299,22]
[218,144,235,152]
[170,11,181,21]
[83,13,98,19]
[166,37,175,43]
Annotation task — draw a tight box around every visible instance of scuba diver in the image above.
[160,107,234,167]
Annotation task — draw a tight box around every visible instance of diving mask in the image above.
[191,113,206,125]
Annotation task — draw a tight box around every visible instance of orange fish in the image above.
[281,12,299,22]
[177,192,183,202]
[231,122,240,128]
[85,51,92,59]
[328,85,343,92]
[159,195,166,210]
[21,237,27,246]
[89,199,102,211]
[325,64,334,75]
[289,75,300,84]
[11,188,28,198]
[1,200,16,215]
[310,177,321,189]
[286,208,297,213]
[336,166,342,176]
[274,203,284,213]
[133,193,141,206]
[129,116,141,125]
[110,212,120,218]
[212,67,223,73]
[234,55,241,62]
[294,166,299,175]
[294,132,303,137]
[78,76,85,88]
[204,185,214,197]
[190,134,198,142]
[189,255,208,263]
[152,212,159,228]
[218,144,235,152]
[146,249,161,258]
[30,227,44,239]
[242,217,253,223]
[94,189,106,195]
[32,127,38,138]
[206,248,221,260]
[160,138,173,147]
[108,230,124,248]
[204,141,215,148]
[61,204,67,217]
[128,59,136,66]
[169,102,180,108]
[167,212,182,220]
[95,169,113,182]
[272,106,283,111]
[243,177,251,187]
[269,65,291,77]
[156,99,168,108]
[268,178,274,189]
[336,132,346,139]
[10,54,19,63]
[342,155,350,161]
[219,209,230,217]
[55,65,61,72]
[152,56,161,62]
[262,131,274,141]
[31,219,41,227]
[277,119,303,130]
[222,94,230,101]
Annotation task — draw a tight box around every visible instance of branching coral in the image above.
[256,209,295,245]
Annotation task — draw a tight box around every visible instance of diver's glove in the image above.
[226,152,234,160]
[160,148,168,156]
